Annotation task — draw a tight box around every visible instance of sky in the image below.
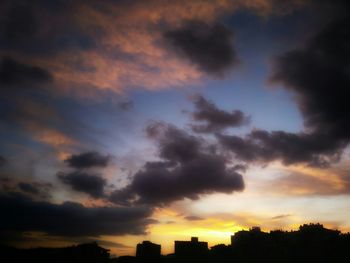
[0,0,350,257]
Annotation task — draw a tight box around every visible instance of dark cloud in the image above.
[189,95,250,133]
[144,161,177,169]
[18,182,40,195]
[0,176,52,200]
[167,84,333,175]
[263,2,350,165]
[164,21,237,75]
[57,171,107,198]
[64,151,110,169]
[110,155,244,205]
[184,215,204,221]
[147,122,202,163]
[0,57,52,86]
[0,193,154,238]
[17,182,53,199]
[0,155,7,167]
[110,124,244,206]
[272,15,350,141]
[0,1,96,55]
[218,2,350,167]
[271,214,292,220]
[218,130,345,167]
[0,1,39,47]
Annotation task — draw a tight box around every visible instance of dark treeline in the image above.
[1,223,350,263]
[0,242,110,263]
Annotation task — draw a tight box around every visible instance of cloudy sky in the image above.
[0,0,350,256]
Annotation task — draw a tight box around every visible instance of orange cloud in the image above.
[12,101,77,149]
[32,128,75,147]
[11,0,308,97]
[262,163,350,196]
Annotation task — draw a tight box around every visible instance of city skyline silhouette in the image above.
[2,223,350,262]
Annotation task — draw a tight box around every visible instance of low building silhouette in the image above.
[136,241,161,262]
[209,244,232,263]
[231,226,266,246]
[174,237,208,260]
[117,255,136,263]
[1,242,110,263]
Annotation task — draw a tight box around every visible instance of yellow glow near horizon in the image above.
[109,212,251,256]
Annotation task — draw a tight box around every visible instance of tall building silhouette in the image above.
[174,237,208,259]
[136,241,161,262]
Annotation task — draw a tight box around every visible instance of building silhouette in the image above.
[1,223,350,263]
[136,241,161,262]
[1,242,110,263]
[209,244,232,263]
[231,226,266,246]
[174,237,208,260]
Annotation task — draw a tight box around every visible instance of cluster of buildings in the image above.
[135,224,344,262]
[2,224,346,262]
[136,236,210,261]
[136,230,272,261]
